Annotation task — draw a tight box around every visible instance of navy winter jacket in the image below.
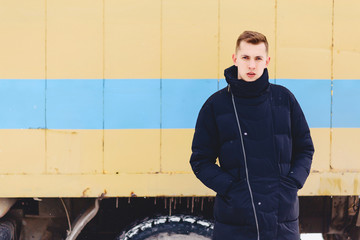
[190,66,314,240]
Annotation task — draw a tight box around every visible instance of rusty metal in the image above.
[65,195,103,240]
[60,198,71,235]
[328,196,347,234]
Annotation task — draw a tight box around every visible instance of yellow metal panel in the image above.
[104,129,160,173]
[0,0,45,79]
[0,130,45,174]
[105,0,161,79]
[0,174,211,198]
[331,128,360,170]
[219,0,276,79]
[162,0,218,79]
[301,172,360,196]
[276,0,332,79]
[46,0,103,79]
[1,172,360,197]
[310,128,330,171]
[333,0,360,79]
[46,130,103,174]
[161,129,194,173]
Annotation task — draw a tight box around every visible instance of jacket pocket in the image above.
[277,218,300,240]
[214,179,253,226]
[278,176,299,222]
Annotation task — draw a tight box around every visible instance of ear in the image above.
[232,53,237,65]
[265,56,270,67]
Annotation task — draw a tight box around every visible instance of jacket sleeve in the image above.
[190,101,235,195]
[288,95,315,189]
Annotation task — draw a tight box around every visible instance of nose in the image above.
[249,60,256,69]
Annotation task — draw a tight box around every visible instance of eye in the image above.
[242,56,249,60]
[256,57,263,60]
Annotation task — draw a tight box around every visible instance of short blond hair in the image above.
[235,30,268,53]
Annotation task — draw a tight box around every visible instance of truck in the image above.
[0,0,360,239]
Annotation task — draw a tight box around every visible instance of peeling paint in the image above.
[82,187,90,197]
[319,177,342,195]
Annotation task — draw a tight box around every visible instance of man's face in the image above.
[232,41,270,82]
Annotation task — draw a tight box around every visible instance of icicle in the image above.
[169,197,173,216]
[201,198,204,211]
[116,197,119,208]
[191,197,195,213]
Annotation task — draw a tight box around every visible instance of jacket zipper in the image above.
[231,93,260,240]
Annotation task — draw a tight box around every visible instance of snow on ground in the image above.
[301,233,323,239]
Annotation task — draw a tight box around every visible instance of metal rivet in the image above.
[244,132,248,136]
[258,202,261,205]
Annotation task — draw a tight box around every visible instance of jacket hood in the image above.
[224,65,270,98]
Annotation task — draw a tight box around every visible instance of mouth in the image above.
[247,72,256,78]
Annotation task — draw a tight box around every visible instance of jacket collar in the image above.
[224,65,270,98]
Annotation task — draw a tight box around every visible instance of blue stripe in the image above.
[0,80,45,129]
[162,79,218,129]
[104,79,160,129]
[46,80,103,129]
[0,79,358,129]
[333,80,360,128]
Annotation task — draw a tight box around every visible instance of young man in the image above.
[190,31,314,240]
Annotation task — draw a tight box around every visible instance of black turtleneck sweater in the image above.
[224,65,278,179]
[224,65,270,99]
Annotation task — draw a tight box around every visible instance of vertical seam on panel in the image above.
[217,0,220,90]
[102,0,105,174]
[330,0,334,169]
[44,0,48,174]
[274,0,277,84]
[160,0,163,173]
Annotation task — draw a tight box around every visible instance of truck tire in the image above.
[116,215,213,240]
[0,221,15,240]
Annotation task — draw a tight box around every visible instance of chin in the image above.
[243,77,257,82]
